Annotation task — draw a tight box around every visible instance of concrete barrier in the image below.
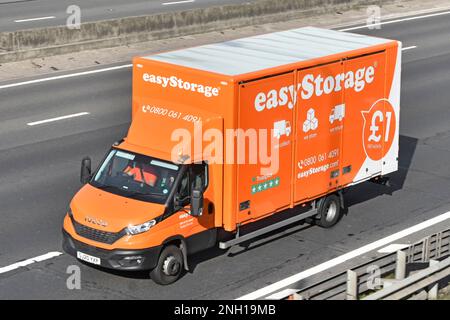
[0,0,391,63]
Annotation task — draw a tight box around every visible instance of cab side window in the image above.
[177,171,190,205]
[173,163,207,210]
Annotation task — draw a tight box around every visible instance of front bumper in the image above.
[62,229,162,271]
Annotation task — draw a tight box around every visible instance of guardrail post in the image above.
[395,250,407,280]
[421,237,430,262]
[346,270,358,300]
[435,232,442,259]
[427,259,439,300]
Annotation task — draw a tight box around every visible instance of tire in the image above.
[150,245,184,285]
[316,194,342,228]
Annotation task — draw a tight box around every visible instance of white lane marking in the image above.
[237,210,450,300]
[0,251,62,274]
[27,112,90,126]
[402,45,417,51]
[0,64,132,91]
[378,243,409,253]
[162,0,194,5]
[14,16,55,23]
[338,10,450,31]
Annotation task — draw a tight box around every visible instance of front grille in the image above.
[71,217,125,245]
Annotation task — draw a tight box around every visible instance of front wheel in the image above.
[315,194,342,228]
[150,245,184,285]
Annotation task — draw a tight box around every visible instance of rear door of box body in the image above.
[340,51,390,186]
[294,61,344,202]
[236,72,295,224]
[294,51,391,202]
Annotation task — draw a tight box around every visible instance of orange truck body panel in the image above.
[65,27,401,251]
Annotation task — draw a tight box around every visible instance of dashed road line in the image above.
[0,252,63,274]
[14,16,55,23]
[0,64,132,91]
[27,112,90,126]
[162,0,195,5]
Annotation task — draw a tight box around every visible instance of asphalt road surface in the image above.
[0,0,248,32]
[0,10,450,299]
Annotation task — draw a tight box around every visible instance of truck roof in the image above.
[143,26,393,76]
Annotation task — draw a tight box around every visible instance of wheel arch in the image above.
[162,235,189,271]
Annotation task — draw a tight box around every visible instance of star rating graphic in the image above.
[251,177,281,194]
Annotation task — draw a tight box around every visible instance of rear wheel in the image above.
[316,194,342,228]
[150,245,183,285]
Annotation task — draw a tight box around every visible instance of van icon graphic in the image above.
[273,120,292,139]
[329,104,345,124]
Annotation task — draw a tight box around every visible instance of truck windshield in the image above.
[91,149,180,204]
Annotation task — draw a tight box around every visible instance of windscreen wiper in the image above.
[127,191,165,198]
[95,184,120,192]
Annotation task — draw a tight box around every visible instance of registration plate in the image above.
[77,251,101,265]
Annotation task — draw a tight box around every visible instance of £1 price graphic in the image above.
[362,99,396,161]
[368,110,392,143]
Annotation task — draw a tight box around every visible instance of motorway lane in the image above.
[0,67,131,152]
[0,12,450,298]
[0,0,248,32]
[0,124,128,266]
[0,67,131,266]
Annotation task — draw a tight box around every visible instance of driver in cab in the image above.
[123,161,158,187]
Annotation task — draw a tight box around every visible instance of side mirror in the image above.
[190,187,204,217]
[80,157,92,184]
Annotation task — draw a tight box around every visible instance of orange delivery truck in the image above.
[62,27,401,284]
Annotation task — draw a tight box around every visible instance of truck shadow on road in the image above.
[343,134,418,208]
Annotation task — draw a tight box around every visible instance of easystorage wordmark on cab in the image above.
[142,73,221,98]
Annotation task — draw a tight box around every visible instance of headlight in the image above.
[126,220,156,235]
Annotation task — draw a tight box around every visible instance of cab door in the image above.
[172,162,217,252]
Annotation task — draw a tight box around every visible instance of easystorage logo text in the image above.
[143,73,220,98]
[255,66,375,112]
